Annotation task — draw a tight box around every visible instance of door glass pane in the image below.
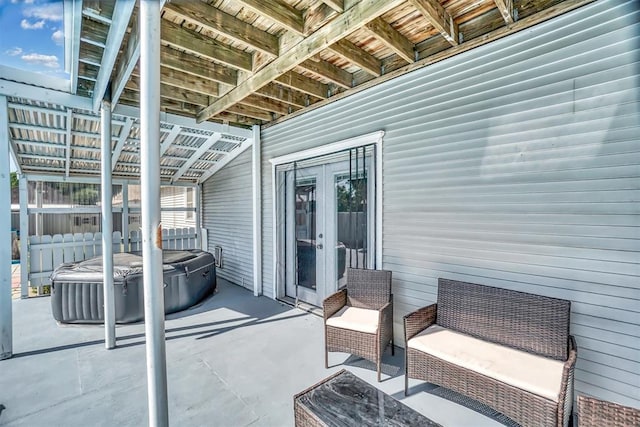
[296,178,316,290]
[335,172,367,288]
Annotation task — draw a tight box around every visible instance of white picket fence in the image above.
[28,227,198,287]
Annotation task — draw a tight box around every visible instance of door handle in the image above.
[316,243,323,249]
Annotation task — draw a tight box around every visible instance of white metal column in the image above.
[35,180,42,236]
[19,175,28,298]
[122,184,129,252]
[251,125,262,296]
[140,1,169,425]
[195,185,201,250]
[0,95,12,360]
[101,99,116,349]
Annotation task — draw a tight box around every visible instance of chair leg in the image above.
[405,374,409,396]
[377,357,382,382]
[325,348,328,369]
[391,338,395,356]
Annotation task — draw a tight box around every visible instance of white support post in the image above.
[251,125,262,297]
[35,181,43,236]
[122,184,129,252]
[140,1,169,425]
[19,175,28,299]
[195,185,202,250]
[0,95,12,360]
[101,99,116,350]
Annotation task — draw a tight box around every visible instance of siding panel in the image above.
[260,0,640,406]
[202,149,253,289]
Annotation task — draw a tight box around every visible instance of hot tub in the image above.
[50,250,216,324]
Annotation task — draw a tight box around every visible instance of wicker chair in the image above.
[323,268,393,382]
[577,395,640,427]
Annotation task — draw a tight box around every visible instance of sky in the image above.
[0,0,68,79]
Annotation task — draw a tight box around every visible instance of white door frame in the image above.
[269,130,384,300]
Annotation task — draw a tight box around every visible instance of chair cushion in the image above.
[326,306,379,334]
[407,325,565,402]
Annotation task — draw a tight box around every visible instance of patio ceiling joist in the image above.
[171,133,221,183]
[364,17,415,64]
[493,0,515,24]
[63,0,83,94]
[91,0,136,111]
[196,0,405,123]
[408,0,459,46]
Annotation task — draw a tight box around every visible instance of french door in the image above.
[279,148,374,307]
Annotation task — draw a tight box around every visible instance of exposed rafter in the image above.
[64,0,83,94]
[408,0,459,46]
[111,118,135,170]
[91,0,135,111]
[160,46,237,87]
[0,80,91,110]
[172,133,221,182]
[365,17,415,63]
[161,19,253,72]
[299,59,353,89]
[236,0,305,35]
[165,2,279,57]
[322,0,344,13]
[197,0,406,122]
[328,39,382,77]
[159,125,183,156]
[494,0,515,24]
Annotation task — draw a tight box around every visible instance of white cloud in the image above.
[20,18,45,29]
[51,29,64,45]
[21,53,60,69]
[23,3,63,22]
[5,47,23,56]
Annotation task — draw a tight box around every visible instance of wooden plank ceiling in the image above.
[78,0,592,128]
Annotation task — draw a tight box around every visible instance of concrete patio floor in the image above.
[0,279,513,426]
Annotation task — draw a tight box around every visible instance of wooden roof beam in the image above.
[275,71,328,99]
[164,2,279,57]
[494,0,514,24]
[197,0,405,122]
[322,0,344,13]
[160,46,236,86]
[328,39,381,77]
[226,105,273,122]
[236,0,304,35]
[408,0,459,46]
[161,19,253,72]
[157,67,219,97]
[299,59,353,89]
[256,83,310,109]
[365,17,415,63]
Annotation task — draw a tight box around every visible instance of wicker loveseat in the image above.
[404,278,577,427]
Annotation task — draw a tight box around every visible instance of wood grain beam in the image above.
[299,59,352,89]
[161,19,253,72]
[197,0,405,122]
[164,1,279,57]
[328,39,381,77]
[256,83,310,108]
[126,76,212,106]
[227,104,273,122]
[160,46,237,86]
[304,3,338,35]
[493,0,514,24]
[322,0,344,12]
[133,66,219,97]
[275,71,328,99]
[408,0,459,46]
[236,0,304,35]
[365,17,414,63]
[243,94,293,116]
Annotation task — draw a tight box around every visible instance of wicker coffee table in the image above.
[294,369,441,426]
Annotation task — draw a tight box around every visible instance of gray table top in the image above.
[294,370,441,426]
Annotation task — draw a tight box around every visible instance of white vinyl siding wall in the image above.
[202,149,253,289]
[260,0,640,407]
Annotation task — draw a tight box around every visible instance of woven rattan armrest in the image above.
[323,289,347,321]
[404,303,437,343]
[379,299,393,325]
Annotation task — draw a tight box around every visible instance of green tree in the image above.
[10,172,18,188]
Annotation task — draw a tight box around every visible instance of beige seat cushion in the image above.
[325,306,379,334]
[407,325,565,402]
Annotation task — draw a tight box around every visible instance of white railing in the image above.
[27,227,198,288]
[129,227,197,251]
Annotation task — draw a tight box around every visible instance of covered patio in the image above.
[1,279,513,427]
[0,0,638,425]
